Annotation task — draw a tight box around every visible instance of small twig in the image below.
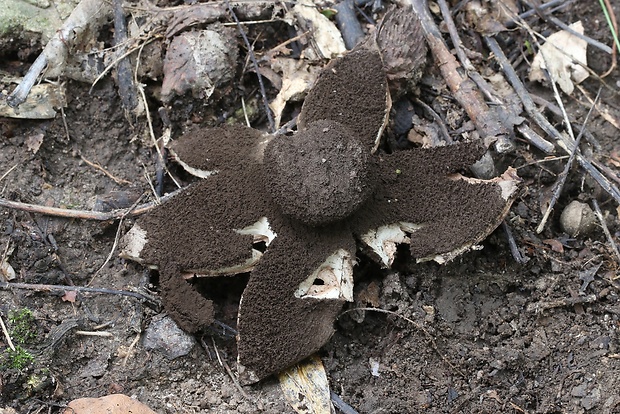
[0,188,182,220]
[504,0,572,26]
[74,330,114,337]
[414,98,452,144]
[225,0,275,133]
[331,392,360,414]
[485,36,620,205]
[409,0,510,144]
[592,199,620,265]
[600,0,618,77]
[8,0,113,107]
[59,105,71,141]
[241,96,251,128]
[123,332,141,367]
[536,88,601,233]
[502,221,528,264]
[0,164,18,184]
[522,0,612,54]
[209,336,253,401]
[80,155,132,185]
[89,194,146,285]
[0,281,161,307]
[334,0,365,50]
[113,0,139,115]
[339,307,466,378]
[527,293,599,312]
[515,124,555,154]
[0,313,16,352]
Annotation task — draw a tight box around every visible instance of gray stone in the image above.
[143,315,195,360]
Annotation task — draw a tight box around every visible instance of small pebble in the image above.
[560,201,596,237]
[143,315,195,360]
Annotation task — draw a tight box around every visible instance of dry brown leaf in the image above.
[543,239,564,253]
[269,58,320,129]
[62,290,78,303]
[278,355,332,414]
[292,0,346,60]
[530,21,588,95]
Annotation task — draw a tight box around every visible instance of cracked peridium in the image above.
[120,41,519,384]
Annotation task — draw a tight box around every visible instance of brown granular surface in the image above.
[264,120,374,226]
[168,124,264,172]
[236,221,356,383]
[158,261,214,333]
[350,141,508,259]
[138,125,278,274]
[298,48,388,151]
[133,125,283,333]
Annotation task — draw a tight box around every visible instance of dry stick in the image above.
[414,98,452,144]
[209,336,253,402]
[89,194,146,286]
[485,36,620,205]
[7,0,113,107]
[504,0,572,26]
[331,392,360,414]
[113,0,140,115]
[408,0,510,146]
[502,221,528,264]
[435,0,514,153]
[225,0,275,133]
[0,281,160,306]
[529,93,601,150]
[0,313,16,352]
[334,0,365,50]
[339,307,466,378]
[536,89,602,233]
[0,165,18,184]
[0,188,182,220]
[592,199,620,265]
[74,330,114,337]
[516,124,555,154]
[122,332,141,367]
[80,155,132,185]
[526,293,599,313]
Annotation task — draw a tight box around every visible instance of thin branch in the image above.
[592,199,620,265]
[0,188,182,220]
[409,0,510,145]
[0,313,16,352]
[225,0,275,133]
[485,36,620,205]
[0,281,161,307]
[536,88,601,233]
[521,0,612,55]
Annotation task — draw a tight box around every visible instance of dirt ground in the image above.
[1,0,620,413]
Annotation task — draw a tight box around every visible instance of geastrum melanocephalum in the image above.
[120,39,520,383]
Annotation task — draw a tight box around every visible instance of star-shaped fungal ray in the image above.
[351,141,520,266]
[236,220,356,384]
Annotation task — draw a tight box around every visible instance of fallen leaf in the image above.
[269,58,320,129]
[543,238,564,253]
[25,133,44,154]
[529,21,588,95]
[292,0,346,60]
[278,355,332,414]
[62,290,78,302]
[0,259,16,281]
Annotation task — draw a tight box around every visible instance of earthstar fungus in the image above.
[121,37,519,384]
